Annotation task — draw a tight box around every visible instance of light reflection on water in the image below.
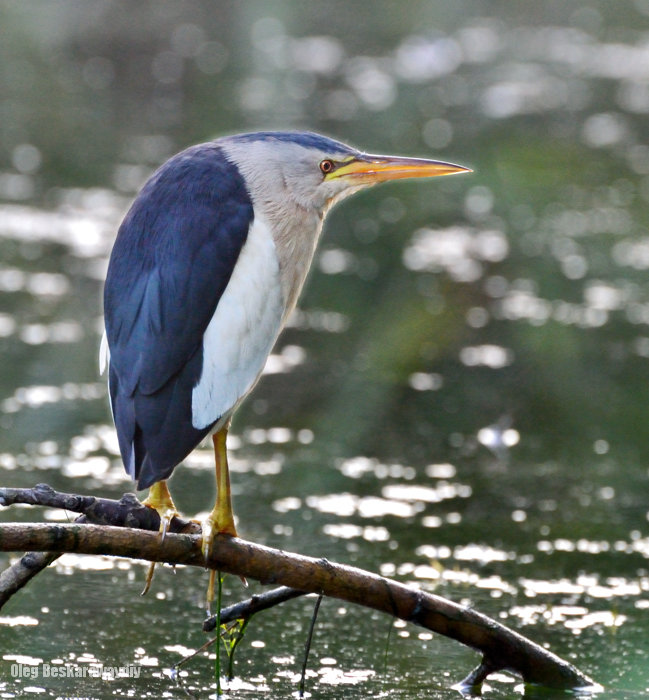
[1,2,649,698]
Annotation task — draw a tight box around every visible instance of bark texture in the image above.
[0,485,598,691]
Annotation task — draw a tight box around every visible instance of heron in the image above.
[101,131,469,600]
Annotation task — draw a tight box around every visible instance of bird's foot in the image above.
[141,482,180,596]
[201,508,238,562]
[201,508,244,614]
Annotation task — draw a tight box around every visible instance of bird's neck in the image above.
[260,200,324,321]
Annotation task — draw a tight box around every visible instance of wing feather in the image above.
[104,143,254,487]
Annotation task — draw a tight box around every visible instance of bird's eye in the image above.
[319,159,335,175]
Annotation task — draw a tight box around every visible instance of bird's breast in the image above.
[191,216,285,430]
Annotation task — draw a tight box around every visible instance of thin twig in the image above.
[203,586,307,631]
[173,637,217,670]
[173,587,308,673]
[299,592,323,697]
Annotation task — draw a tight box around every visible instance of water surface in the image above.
[1,2,649,697]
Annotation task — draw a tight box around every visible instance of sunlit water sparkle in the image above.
[1,3,649,698]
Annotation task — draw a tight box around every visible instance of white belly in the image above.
[191,216,284,429]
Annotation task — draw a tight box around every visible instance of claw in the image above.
[160,511,172,542]
[140,480,179,595]
[206,569,216,614]
[202,516,216,564]
[141,562,156,596]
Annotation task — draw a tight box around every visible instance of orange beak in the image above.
[327,153,471,184]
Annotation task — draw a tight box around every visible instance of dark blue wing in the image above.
[104,143,253,488]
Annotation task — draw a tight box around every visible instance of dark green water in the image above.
[1,1,649,697]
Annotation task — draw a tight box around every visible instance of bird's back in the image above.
[104,143,255,488]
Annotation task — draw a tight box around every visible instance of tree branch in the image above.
[0,549,61,607]
[0,483,197,606]
[203,586,307,632]
[0,483,195,532]
[0,485,598,691]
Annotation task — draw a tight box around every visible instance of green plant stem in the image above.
[227,617,250,680]
[383,617,393,673]
[215,570,222,696]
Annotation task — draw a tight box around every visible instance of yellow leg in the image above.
[202,424,238,555]
[203,423,239,609]
[141,480,179,595]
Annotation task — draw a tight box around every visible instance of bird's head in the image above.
[220,131,470,215]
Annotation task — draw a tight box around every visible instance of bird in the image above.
[101,130,470,601]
